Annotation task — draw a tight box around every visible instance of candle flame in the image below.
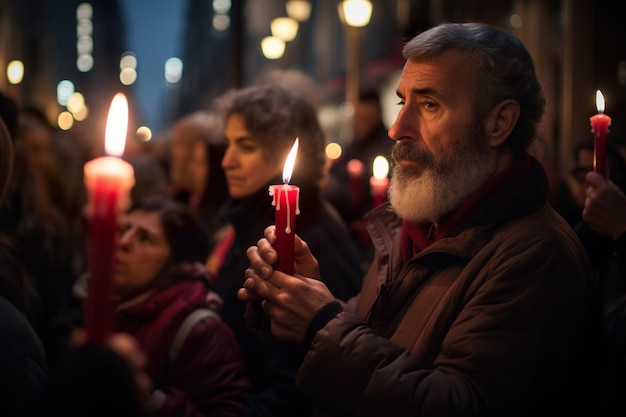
[282,137,299,184]
[595,90,606,114]
[373,155,389,179]
[104,93,129,157]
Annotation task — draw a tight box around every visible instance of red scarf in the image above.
[401,157,531,262]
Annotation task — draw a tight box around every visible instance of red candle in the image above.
[370,155,389,207]
[83,93,135,343]
[589,89,612,178]
[268,138,300,274]
[347,158,364,205]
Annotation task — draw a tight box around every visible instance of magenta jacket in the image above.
[114,264,250,417]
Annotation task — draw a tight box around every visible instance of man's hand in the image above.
[239,226,335,343]
[583,171,626,240]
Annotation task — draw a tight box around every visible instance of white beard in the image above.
[388,129,497,224]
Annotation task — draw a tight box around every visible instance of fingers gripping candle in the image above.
[83,93,135,343]
[269,138,300,274]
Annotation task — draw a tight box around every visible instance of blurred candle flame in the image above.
[373,155,389,179]
[104,93,129,157]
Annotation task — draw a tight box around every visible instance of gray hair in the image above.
[403,22,546,156]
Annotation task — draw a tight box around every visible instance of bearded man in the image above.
[241,23,595,417]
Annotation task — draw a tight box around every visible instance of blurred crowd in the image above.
[1,31,625,417]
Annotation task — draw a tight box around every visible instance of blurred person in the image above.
[570,139,626,209]
[242,22,594,417]
[166,110,231,255]
[575,170,626,417]
[218,84,363,417]
[128,153,170,203]
[0,113,49,417]
[0,103,82,369]
[323,89,393,270]
[255,68,320,108]
[168,111,221,204]
[108,195,250,417]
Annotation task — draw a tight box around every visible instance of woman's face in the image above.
[113,210,171,296]
[221,113,282,199]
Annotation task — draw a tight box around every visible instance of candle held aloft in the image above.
[370,155,389,207]
[84,93,135,343]
[269,138,300,274]
[589,89,612,178]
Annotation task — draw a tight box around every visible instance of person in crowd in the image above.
[128,153,170,204]
[101,195,250,417]
[570,139,626,213]
[217,84,363,416]
[0,110,49,417]
[571,140,626,307]
[0,100,83,369]
[166,110,231,255]
[323,89,393,270]
[575,169,626,417]
[241,22,595,417]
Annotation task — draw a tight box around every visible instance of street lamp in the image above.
[286,0,312,22]
[7,60,24,84]
[340,0,373,107]
[261,36,286,60]
[271,17,299,42]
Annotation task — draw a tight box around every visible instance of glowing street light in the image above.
[340,0,373,106]
[271,17,299,42]
[7,60,24,84]
[286,0,311,22]
[261,36,286,60]
[342,0,373,27]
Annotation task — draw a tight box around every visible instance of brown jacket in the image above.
[299,158,595,417]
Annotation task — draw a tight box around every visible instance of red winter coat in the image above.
[114,263,250,417]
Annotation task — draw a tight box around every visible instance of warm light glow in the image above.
[136,126,152,142]
[342,0,373,27]
[73,105,89,121]
[325,142,342,160]
[120,52,137,70]
[283,138,299,183]
[119,67,137,85]
[104,93,129,157]
[286,0,311,22]
[596,90,606,113]
[66,92,85,114]
[58,111,74,130]
[7,60,24,84]
[347,159,365,177]
[213,14,230,31]
[271,17,299,41]
[261,36,286,59]
[373,155,389,179]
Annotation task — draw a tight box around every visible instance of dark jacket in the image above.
[217,181,363,417]
[298,158,595,417]
[114,264,249,417]
[0,296,48,417]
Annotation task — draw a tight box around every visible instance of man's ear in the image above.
[485,99,520,148]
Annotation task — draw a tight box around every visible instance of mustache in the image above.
[391,142,434,166]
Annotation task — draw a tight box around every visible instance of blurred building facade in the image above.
[0,0,624,178]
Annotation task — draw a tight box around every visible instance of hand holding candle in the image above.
[83,93,135,343]
[589,89,612,178]
[370,155,389,207]
[268,138,300,274]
